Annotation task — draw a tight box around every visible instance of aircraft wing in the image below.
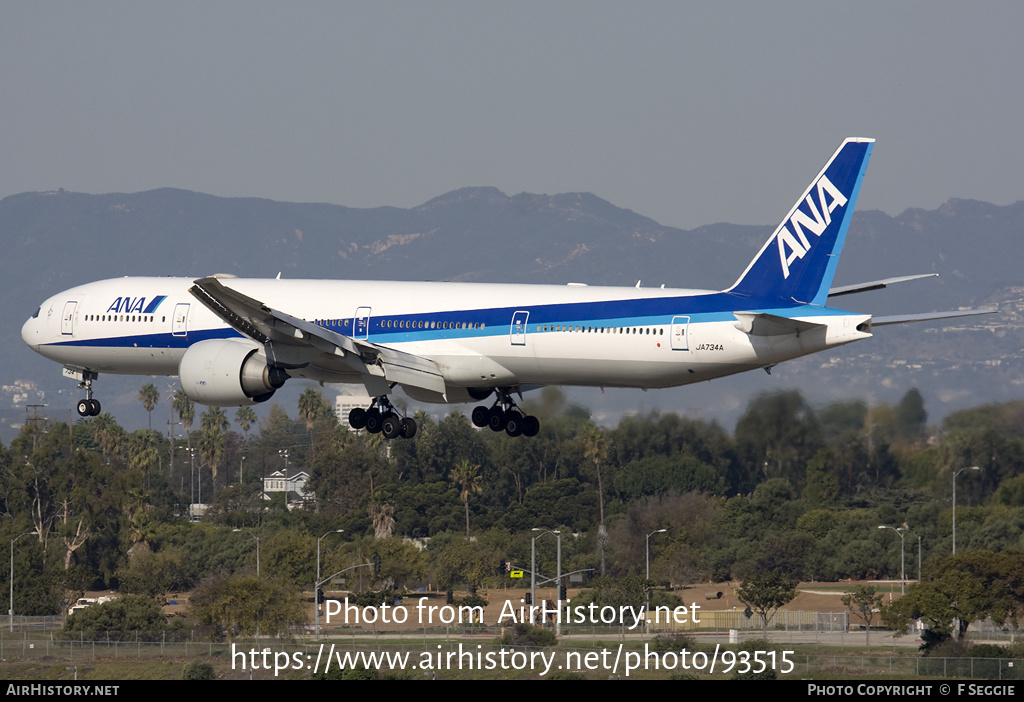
[189,277,447,395]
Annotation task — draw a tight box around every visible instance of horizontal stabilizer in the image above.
[828,274,938,298]
[872,308,997,326]
[734,312,826,337]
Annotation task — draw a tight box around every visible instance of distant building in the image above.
[262,469,312,510]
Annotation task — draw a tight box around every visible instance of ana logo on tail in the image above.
[777,175,848,279]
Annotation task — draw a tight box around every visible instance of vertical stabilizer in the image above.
[727,138,874,306]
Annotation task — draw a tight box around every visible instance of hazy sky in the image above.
[3,2,1022,230]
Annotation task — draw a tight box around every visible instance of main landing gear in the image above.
[471,388,540,438]
[348,396,417,440]
[76,371,101,417]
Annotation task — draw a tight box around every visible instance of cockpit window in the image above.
[32,307,40,319]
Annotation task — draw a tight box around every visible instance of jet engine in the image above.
[178,338,288,406]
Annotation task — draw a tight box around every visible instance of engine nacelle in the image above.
[178,338,287,406]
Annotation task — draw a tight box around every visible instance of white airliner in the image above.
[21,138,993,438]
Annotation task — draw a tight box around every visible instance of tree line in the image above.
[4,383,1024,627]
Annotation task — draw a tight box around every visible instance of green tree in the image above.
[198,408,230,492]
[234,406,257,441]
[367,537,427,591]
[583,429,609,575]
[735,390,822,492]
[893,388,928,443]
[841,585,883,646]
[736,569,798,631]
[298,388,334,459]
[428,533,498,594]
[139,383,160,431]
[449,460,483,539]
[189,574,307,641]
[91,412,126,463]
[128,429,162,490]
[117,546,195,598]
[174,390,196,495]
[173,390,195,434]
[882,551,1024,644]
[64,594,168,641]
[306,432,377,516]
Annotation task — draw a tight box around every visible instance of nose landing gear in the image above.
[76,371,101,417]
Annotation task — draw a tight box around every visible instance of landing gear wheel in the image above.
[365,408,383,434]
[504,411,524,437]
[482,386,540,438]
[355,395,418,440]
[400,417,418,439]
[522,415,540,437]
[488,408,506,432]
[75,371,101,417]
[77,399,100,417]
[471,406,490,428]
[381,413,403,440]
[348,407,367,430]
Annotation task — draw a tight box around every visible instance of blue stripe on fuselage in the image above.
[340,291,850,343]
[45,291,852,350]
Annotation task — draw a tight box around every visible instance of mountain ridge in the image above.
[2,186,1018,438]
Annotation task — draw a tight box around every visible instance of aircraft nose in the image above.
[21,307,42,351]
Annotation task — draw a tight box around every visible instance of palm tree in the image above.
[199,408,229,492]
[202,406,230,434]
[128,429,161,490]
[173,390,195,495]
[173,390,195,434]
[234,406,257,441]
[449,460,483,539]
[584,429,609,575]
[92,412,125,463]
[138,383,160,431]
[298,388,330,459]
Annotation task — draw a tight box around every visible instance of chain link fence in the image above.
[2,626,1022,679]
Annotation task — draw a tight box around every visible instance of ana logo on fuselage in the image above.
[777,175,848,279]
[106,295,167,315]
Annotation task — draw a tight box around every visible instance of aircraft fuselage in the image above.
[22,275,871,400]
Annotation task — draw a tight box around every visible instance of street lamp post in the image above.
[189,447,196,508]
[645,529,667,635]
[233,529,260,577]
[10,531,37,632]
[877,525,906,595]
[646,529,667,581]
[902,525,922,582]
[953,466,980,554]
[531,528,561,635]
[315,530,344,639]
